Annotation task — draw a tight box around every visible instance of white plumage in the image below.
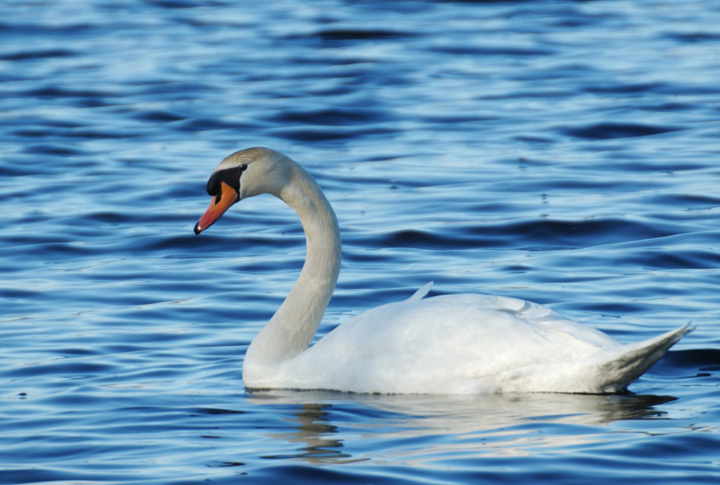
[195,147,693,395]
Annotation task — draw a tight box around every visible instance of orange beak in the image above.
[194,181,239,235]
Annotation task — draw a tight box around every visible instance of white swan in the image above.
[194,147,693,394]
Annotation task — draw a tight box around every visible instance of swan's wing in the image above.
[282,292,622,393]
[405,287,616,348]
[488,294,620,349]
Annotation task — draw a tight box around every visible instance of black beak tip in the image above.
[193,222,202,235]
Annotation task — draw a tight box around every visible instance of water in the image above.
[1,0,719,483]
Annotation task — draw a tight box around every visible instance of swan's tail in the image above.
[591,323,695,393]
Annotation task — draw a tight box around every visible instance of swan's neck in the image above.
[244,163,341,373]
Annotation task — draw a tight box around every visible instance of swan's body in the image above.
[195,147,693,394]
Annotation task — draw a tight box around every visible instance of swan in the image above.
[194,147,693,394]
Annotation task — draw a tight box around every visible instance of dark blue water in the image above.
[2,0,719,483]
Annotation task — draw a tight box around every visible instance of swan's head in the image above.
[194,147,293,235]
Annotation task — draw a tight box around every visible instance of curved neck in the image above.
[244,163,341,370]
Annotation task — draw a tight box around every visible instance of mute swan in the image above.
[194,147,693,394]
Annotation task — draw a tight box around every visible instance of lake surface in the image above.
[1,0,719,483]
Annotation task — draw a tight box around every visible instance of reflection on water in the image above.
[246,391,678,465]
[263,403,358,464]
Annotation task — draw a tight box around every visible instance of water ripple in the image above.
[1,0,719,483]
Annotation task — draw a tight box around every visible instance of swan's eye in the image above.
[206,164,246,197]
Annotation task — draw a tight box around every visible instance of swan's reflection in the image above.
[245,398,361,464]
[245,390,677,465]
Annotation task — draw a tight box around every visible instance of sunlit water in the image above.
[1,0,719,483]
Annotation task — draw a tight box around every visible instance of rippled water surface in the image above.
[2,0,720,483]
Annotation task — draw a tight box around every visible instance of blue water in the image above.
[1,0,719,483]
